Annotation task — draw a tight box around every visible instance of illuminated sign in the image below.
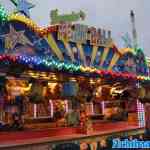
[70,24,88,43]
[58,23,72,41]
[50,9,86,24]
[58,23,112,47]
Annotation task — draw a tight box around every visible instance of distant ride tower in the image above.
[130,10,138,49]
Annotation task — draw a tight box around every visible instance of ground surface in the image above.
[0,121,143,148]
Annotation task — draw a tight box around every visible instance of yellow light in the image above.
[48,82,57,93]
[90,79,95,84]
[80,66,86,72]
[70,77,76,81]
[40,72,47,77]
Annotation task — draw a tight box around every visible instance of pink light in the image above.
[49,100,54,118]
[64,100,68,113]
[33,104,37,118]
[101,101,105,114]
[91,102,94,114]
[137,100,145,127]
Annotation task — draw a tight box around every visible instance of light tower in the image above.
[130,10,138,49]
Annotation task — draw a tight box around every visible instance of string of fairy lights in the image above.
[0,54,150,81]
[0,4,8,23]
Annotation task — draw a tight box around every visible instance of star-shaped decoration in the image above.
[2,25,32,50]
[11,0,35,17]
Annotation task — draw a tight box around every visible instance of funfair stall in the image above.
[0,1,149,150]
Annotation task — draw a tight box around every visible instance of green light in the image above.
[0,4,8,23]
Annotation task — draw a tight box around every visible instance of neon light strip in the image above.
[49,100,54,118]
[77,43,86,66]
[108,53,120,70]
[91,102,94,114]
[91,46,98,65]
[9,14,40,31]
[45,34,64,60]
[64,100,68,113]
[33,104,37,118]
[62,40,75,62]
[118,48,136,55]
[101,101,105,115]
[100,47,109,66]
